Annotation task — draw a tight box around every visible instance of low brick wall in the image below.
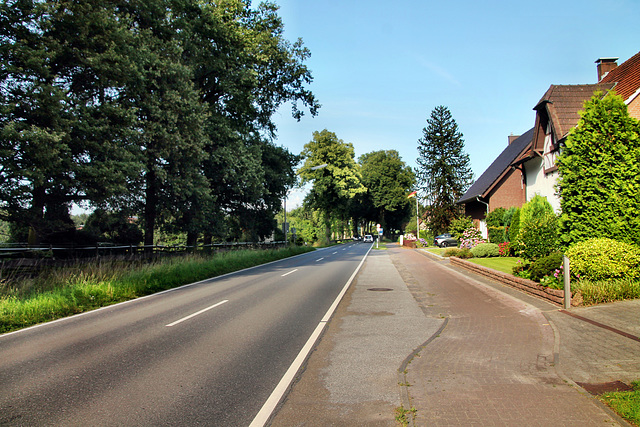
[448,256,582,307]
[402,239,417,248]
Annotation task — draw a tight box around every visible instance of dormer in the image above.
[532,84,615,174]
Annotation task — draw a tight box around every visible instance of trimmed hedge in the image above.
[470,242,500,258]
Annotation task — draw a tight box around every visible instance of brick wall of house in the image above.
[628,96,640,120]
[488,168,526,211]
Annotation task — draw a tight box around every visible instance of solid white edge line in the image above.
[281,269,298,277]
[165,300,228,327]
[249,244,373,427]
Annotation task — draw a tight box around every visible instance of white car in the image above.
[363,234,374,243]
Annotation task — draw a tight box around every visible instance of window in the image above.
[543,123,557,172]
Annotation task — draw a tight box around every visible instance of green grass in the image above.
[572,278,640,305]
[466,257,521,275]
[600,381,640,425]
[0,246,314,334]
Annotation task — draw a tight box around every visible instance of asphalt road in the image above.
[0,242,372,426]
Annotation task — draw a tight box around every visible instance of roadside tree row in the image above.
[0,0,318,246]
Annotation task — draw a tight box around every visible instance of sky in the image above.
[268,0,640,209]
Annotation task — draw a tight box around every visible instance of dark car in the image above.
[434,233,457,248]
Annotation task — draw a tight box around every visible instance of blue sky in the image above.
[269,0,640,208]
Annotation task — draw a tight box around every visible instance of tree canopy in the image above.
[0,0,318,245]
[358,150,415,232]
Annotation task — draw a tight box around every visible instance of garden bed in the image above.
[449,256,582,307]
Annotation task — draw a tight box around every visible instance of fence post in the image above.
[563,255,571,309]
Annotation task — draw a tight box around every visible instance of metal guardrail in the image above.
[0,241,287,261]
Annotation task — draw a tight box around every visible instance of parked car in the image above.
[434,233,457,248]
[363,234,374,243]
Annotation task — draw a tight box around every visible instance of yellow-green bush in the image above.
[470,242,500,258]
[566,238,640,281]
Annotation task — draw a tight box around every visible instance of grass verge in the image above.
[0,246,314,334]
[466,257,521,275]
[572,279,640,305]
[599,380,640,425]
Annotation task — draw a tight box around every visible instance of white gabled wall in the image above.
[523,157,561,213]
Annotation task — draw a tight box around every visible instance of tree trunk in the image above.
[144,169,157,252]
[186,232,198,251]
[28,186,46,246]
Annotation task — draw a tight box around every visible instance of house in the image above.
[514,82,616,212]
[458,51,640,231]
[457,129,533,237]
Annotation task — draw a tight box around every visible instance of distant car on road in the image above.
[363,235,374,243]
[434,233,457,248]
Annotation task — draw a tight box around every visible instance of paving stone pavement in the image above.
[391,247,628,426]
[271,244,638,426]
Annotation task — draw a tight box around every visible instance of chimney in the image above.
[508,134,520,145]
[595,57,619,81]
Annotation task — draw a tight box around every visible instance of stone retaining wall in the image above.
[448,256,582,307]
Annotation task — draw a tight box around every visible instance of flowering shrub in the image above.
[498,242,512,257]
[512,259,531,279]
[459,227,485,249]
[415,238,428,248]
[540,274,562,289]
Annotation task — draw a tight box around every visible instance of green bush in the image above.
[488,226,506,243]
[529,252,563,282]
[557,93,640,248]
[512,259,531,279]
[566,238,640,281]
[508,208,521,242]
[485,207,506,227]
[514,196,558,260]
[470,242,500,258]
[449,216,473,239]
[443,247,473,258]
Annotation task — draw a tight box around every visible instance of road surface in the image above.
[0,243,371,426]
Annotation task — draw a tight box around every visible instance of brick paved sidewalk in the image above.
[390,247,629,426]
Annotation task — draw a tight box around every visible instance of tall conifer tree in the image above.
[416,105,473,234]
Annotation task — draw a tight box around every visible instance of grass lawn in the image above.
[600,381,640,425]
[465,257,521,275]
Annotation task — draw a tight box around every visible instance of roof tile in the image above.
[600,51,640,101]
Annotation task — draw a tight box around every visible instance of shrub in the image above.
[470,242,500,258]
[443,247,473,258]
[449,216,473,239]
[508,208,521,242]
[556,93,640,248]
[485,208,506,227]
[488,226,507,243]
[459,227,485,249]
[529,252,563,282]
[566,238,640,281]
[514,196,558,260]
[512,259,531,279]
[503,207,517,229]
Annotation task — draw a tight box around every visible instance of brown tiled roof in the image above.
[534,83,615,140]
[600,51,640,101]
